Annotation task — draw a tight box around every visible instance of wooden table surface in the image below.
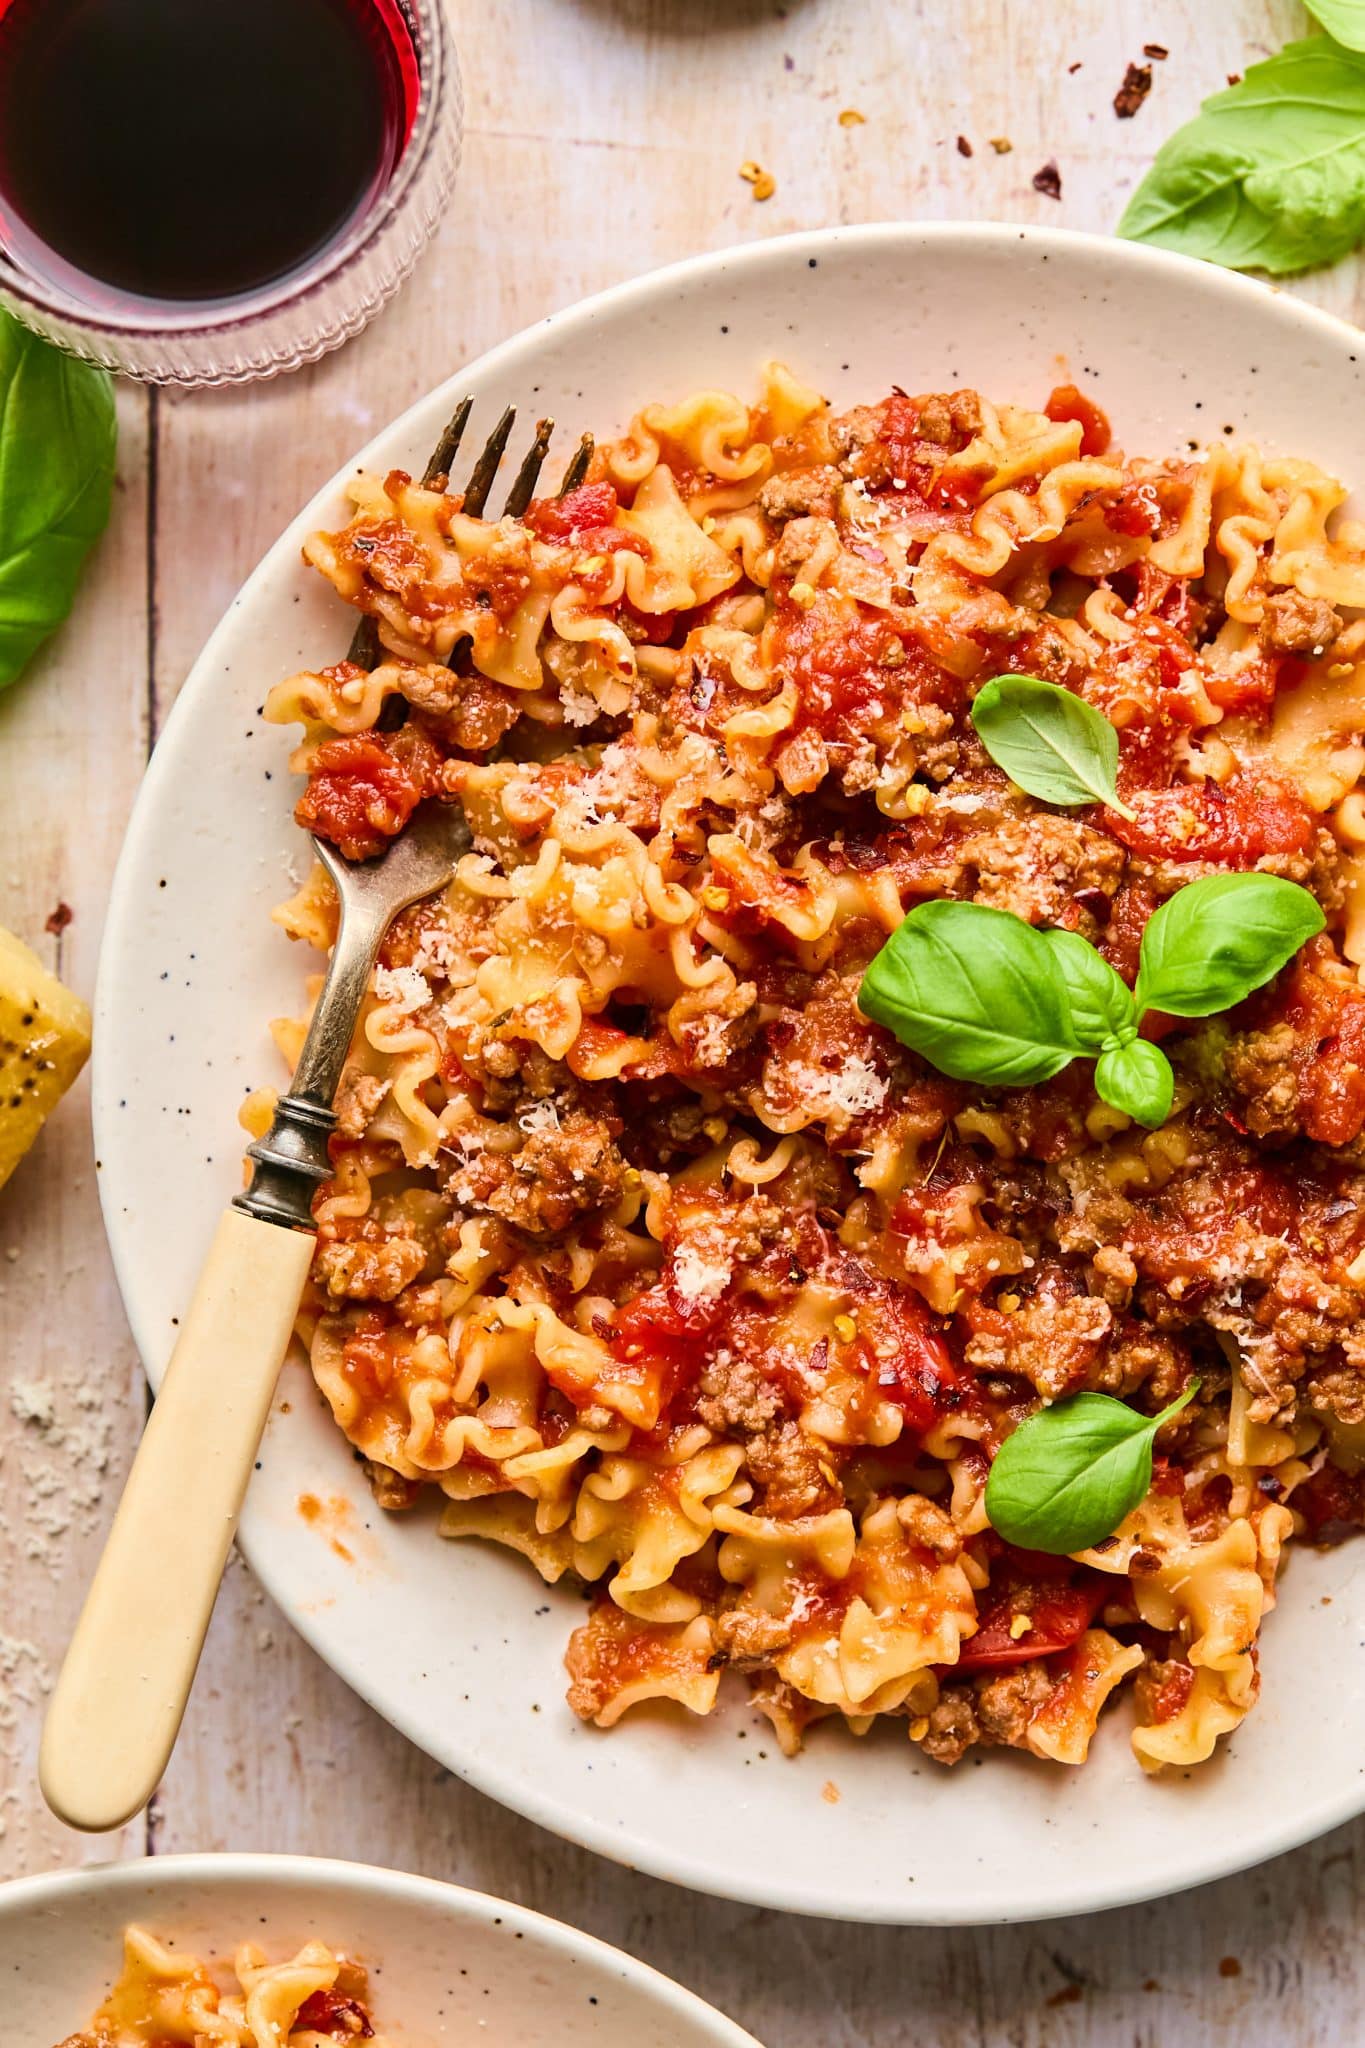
[3,3,1361,2040]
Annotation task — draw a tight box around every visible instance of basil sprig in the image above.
[1118,36,1365,276]
[985,1382,1199,1554]
[859,873,1324,1128]
[1133,871,1325,1017]
[971,675,1135,820]
[857,901,1080,1088]
[0,312,116,689]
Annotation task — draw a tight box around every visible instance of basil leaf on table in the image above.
[1118,38,1365,276]
[1093,1036,1174,1130]
[857,900,1080,1087]
[0,312,117,689]
[1040,928,1136,1046]
[985,1382,1200,1555]
[1306,1,1365,53]
[1133,872,1325,1018]
[970,675,1136,820]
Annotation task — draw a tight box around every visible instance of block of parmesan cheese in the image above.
[0,925,91,1190]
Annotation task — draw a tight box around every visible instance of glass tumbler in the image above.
[0,0,462,386]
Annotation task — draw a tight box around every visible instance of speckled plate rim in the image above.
[0,1851,763,2044]
[94,222,1365,1924]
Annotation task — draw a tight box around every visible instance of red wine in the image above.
[0,0,418,306]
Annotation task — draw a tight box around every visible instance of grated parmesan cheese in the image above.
[560,684,602,728]
[373,965,431,1012]
[782,1055,888,1124]
[671,1238,733,1303]
[412,926,460,977]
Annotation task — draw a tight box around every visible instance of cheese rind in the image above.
[0,925,91,1189]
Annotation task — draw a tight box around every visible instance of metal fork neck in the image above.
[233,894,387,1232]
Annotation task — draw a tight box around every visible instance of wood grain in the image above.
[4,1,1365,2041]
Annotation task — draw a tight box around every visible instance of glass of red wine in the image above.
[0,0,461,384]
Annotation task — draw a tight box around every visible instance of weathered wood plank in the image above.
[0,384,149,1879]
[8,3,1365,2041]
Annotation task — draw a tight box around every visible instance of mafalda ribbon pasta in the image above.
[253,366,1365,1773]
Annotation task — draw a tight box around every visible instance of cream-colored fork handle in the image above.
[40,1207,315,1832]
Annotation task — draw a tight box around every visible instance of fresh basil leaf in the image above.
[1307,2,1365,53]
[0,312,116,689]
[858,900,1081,1087]
[1041,928,1136,1047]
[1094,1036,1174,1129]
[970,675,1136,820]
[985,1382,1199,1555]
[1133,872,1325,1018]
[1118,38,1365,276]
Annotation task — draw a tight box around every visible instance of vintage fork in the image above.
[40,405,593,1833]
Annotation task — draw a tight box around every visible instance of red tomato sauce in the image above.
[296,731,441,860]
[524,480,649,555]
[1108,770,1316,866]
[1044,382,1112,458]
[293,1990,375,2040]
[954,1557,1109,1672]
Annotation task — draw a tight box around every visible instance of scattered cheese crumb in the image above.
[739,159,776,202]
[838,108,865,127]
[1010,1614,1034,1641]
[10,1378,56,1429]
[989,136,1013,154]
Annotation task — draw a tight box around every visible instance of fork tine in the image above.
[502,417,554,518]
[461,405,517,517]
[421,395,475,489]
[350,409,579,686]
[558,433,593,496]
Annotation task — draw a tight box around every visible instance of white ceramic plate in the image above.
[97,224,1365,1924]
[1,1852,759,2044]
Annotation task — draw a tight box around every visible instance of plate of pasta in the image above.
[96,223,1365,1921]
[5,1852,758,2044]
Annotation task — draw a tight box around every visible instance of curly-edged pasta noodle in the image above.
[257,362,1365,1778]
[62,1924,390,2048]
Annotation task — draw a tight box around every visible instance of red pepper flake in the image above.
[1032,159,1062,200]
[955,134,973,157]
[1114,61,1153,116]
[1218,1958,1242,1980]
[45,901,73,934]
[1068,60,1082,73]
[1144,41,1168,59]
[1046,1985,1084,2008]
[1226,71,1241,85]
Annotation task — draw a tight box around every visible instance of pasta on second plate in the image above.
[57,1923,388,2046]
[252,363,1365,1774]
